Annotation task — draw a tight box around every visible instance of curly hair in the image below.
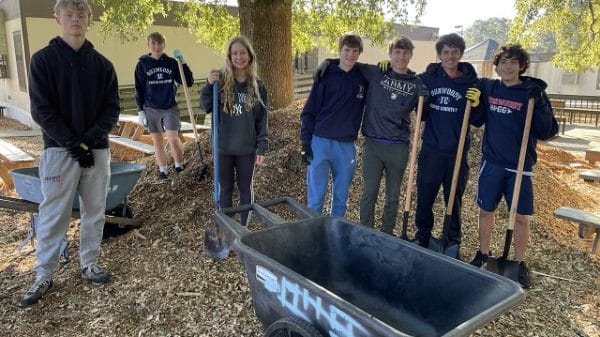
[493,44,530,75]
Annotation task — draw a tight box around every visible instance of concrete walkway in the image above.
[544,123,600,157]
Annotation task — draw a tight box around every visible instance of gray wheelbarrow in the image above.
[211,197,525,337]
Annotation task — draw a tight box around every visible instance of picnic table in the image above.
[110,115,210,160]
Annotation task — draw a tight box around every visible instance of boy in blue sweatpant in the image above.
[300,32,368,216]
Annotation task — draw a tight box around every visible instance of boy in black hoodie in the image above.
[469,44,558,288]
[413,33,481,253]
[19,0,120,307]
[135,32,194,179]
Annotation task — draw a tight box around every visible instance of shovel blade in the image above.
[428,237,460,258]
[486,257,520,282]
[203,225,230,260]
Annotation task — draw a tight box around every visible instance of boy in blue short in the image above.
[469,44,558,289]
[300,32,368,217]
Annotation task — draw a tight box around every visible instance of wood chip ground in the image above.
[0,108,598,337]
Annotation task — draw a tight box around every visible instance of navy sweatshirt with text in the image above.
[134,53,193,111]
[300,63,368,144]
[29,37,120,149]
[476,76,557,171]
[419,62,481,156]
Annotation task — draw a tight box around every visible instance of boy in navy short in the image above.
[470,44,558,289]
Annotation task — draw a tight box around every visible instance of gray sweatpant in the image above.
[34,148,110,280]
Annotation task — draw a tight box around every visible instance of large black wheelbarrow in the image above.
[213,197,525,337]
[0,162,145,227]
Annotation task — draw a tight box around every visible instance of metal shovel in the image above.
[400,95,425,240]
[487,98,535,281]
[428,101,472,258]
[176,56,207,179]
[204,81,230,259]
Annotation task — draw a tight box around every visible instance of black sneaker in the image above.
[470,250,489,268]
[158,171,168,180]
[518,261,531,289]
[81,264,110,285]
[18,278,53,307]
[174,166,184,173]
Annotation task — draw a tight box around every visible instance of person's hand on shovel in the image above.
[207,70,220,85]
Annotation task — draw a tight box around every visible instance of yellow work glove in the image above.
[466,87,481,107]
[377,59,391,73]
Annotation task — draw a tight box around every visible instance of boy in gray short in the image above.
[135,32,194,179]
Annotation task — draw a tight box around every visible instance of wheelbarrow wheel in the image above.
[264,316,324,337]
[103,203,134,239]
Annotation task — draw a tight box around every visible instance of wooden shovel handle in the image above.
[508,98,535,230]
[403,95,425,212]
[176,58,200,142]
[446,101,472,216]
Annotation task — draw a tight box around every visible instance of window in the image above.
[13,31,27,91]
[0,54,8,78]
[561,71,578,85]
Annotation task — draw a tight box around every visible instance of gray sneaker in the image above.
[81,264,110,285]
[18,278,53,307]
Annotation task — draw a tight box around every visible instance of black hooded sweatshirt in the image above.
[29,37,120,149]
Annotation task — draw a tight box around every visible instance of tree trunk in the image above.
[238,0,252,38]
[250,0,293,110]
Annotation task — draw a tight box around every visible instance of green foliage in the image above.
[94,0,169,42]
[464,17,510,48]
[91,0,426,54]
[292,0,426,53]
[174,1,239,54]
[510,0,599,72]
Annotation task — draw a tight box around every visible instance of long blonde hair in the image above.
[220,36,265,114]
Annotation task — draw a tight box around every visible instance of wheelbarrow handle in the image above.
[214,197,321,240]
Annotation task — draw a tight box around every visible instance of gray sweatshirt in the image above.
[201,79,269,156]
[359,64,424,144]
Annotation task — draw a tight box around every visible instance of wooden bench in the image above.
[585,148,600,165]
[554,207,600,253]
[553,107,600,126]
[579,169,600,183]
[109,135,155,160]
[0,139,35,188]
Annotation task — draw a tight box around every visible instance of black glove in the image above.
[301,143,313,166]
[67,137,95,168]
[527,86,542,100]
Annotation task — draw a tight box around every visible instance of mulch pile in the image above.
[0,108,598,337]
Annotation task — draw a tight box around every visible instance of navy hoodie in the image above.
[477,76,557,171]
[419,62,481,156]
[29,37,120,149]
[134,53,193,110]
[300,63,368,144]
